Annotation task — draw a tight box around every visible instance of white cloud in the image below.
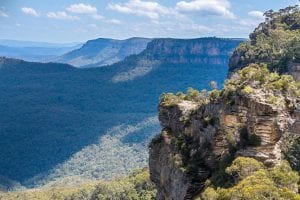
[175,0,235,19]
[107,0,175,20]
[0,7,8,17]
[0,11,8,18]
[66,3,104,21]
[248,10,264,19]
[106,19,122,25]
[92,14,104,20]
[66,3,97,15]
[89,23,97,28]
[46,11,79,20]
[21,7,39,17]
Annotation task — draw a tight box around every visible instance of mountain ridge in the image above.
[53,37,152,67]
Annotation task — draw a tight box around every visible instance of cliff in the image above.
[111,38,243,83]
[149,63,300,199]
[141,38,243,65]
[148,6,300,200]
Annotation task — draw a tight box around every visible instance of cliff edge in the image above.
[149,6,300,200]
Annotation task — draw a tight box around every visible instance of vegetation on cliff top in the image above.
[161,63,300,108]
[201,157,300,200]
[229,5,300,73]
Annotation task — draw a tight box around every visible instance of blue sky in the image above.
[0,0,299,43]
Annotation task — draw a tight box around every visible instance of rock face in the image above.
[149,93,299,199]
[143,38,243,65]
[111,38,243,82]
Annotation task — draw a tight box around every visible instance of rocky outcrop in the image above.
[149,92,299,199]
[149,7,300,199]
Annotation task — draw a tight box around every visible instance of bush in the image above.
[242,86,253,94]
[225,157,264,182]
[269,161,299,192]
[202,157,300,200]
[224,64,300,105]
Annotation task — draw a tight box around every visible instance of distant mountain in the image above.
[0,37,243,190]
[0,40,82,62]
[0,45,82,62]
[0,39,81,48]
[53,37,152,67]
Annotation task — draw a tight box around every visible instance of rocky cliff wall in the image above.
[149,72,299,199]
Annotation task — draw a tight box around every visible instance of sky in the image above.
[0,0,299,43]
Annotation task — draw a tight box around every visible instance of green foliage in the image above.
[202,157,300,200]
[160,87,209,106]
[230,5,300,73]
[90,169,156,200]
[282,136,300,171]
[242,86,253,94]
[162,64,299,109]
[225,157,264,182]
[269,161,299,192]
[209,90,220,101]
[224,64,300,105]
[0,169,156,200]
[160,93,181,107]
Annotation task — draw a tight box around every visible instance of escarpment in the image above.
[142,38,243,65]
[149,64,300,199]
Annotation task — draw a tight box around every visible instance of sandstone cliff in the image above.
[149,6,300,200]
[149,65,300,199]
[143,38,243,65]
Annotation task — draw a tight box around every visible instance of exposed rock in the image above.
[149,92,299,199]
[144,38,243,65]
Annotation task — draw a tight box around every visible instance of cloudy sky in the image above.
[0,0,298,43]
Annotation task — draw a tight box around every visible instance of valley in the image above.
[0,38,242,190]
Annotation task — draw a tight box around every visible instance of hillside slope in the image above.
[53,37,151,67]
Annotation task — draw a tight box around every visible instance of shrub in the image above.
[160,93,180,107]
[242,86,253,94]
[202,157,300,200]
[225,157,264,182]
[269,161,299,192]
